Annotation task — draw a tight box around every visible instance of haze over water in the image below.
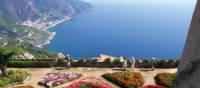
[46,0,196,58]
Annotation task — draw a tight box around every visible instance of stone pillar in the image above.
[174,0,200,88]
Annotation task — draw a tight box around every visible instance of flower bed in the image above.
[102,71,144,88]
[64,77,113,88]
[141,85,165,88]
[38,72,82,87]
[155,73,176,87]
[0,70,30,87]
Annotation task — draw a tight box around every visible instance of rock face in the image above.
[174,0,200,88]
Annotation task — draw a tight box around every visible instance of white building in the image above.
[97,54,117,62]
[17,53,34,60]
[58,53,65,59]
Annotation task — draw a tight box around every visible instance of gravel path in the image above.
[9,67,177,88]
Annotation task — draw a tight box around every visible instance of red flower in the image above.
[64,81,112,88]
[142,85,165,88]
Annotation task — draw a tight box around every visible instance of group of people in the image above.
[122,57,156,71]
[59,53,156,71]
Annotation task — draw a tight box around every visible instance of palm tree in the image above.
[0,45,20,76]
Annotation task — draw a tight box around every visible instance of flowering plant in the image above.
[142,85,165,88]
[64,77,113,88]
[155,73,175,87]
[38,72,82,87]
[102,72,144,88]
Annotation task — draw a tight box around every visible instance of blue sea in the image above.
[46,0,196,58]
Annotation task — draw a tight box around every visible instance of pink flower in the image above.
[38,72,82,87]
[64,77,113,88]
[142,85,165,88]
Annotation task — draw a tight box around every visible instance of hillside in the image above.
[0,0,91,47]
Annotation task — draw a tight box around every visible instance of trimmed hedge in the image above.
[12,59,54,61]
[8,59,179,68]
[155,73,176,88]
[103,71,144,88]
[73,59,179,68]
[8,61,53,68]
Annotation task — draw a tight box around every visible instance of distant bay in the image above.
[45,0,196,58]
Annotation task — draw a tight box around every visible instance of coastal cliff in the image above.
[0,0,91,47]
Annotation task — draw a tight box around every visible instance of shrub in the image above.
[143,59,151,68]
[127,59,131,63]
[174,60,180,67]
[104,58,111,63]
[57,58,65,61]
[0,70,30,87]
[157,60,167,68]
[113,59,121,64]
[86,59,93,63]
[103,71,144,88]
[0,77,11,87]
[91,59,98,64]
[8,61,53,68]
[78,59,85,63]
[155,73,176,87]
[154,59,179,68]
[136,59,141,62]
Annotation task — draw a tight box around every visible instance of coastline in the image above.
[40,16,73,47]
[36,32,57,48]
[23,16,73,48]
[43,16,73,30]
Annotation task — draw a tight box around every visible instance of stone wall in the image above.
[174,0,200,88]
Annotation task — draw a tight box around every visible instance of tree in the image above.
[104,58,111,64]
[113,58,121,64]
[0,45,20,76]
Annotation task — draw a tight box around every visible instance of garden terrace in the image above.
[9,68,177,88]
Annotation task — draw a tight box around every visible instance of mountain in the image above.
[0,0,91,47]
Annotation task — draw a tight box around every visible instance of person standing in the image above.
[151,57,156,71]
[131,57,136,71]
[123,57,127,70]
[66,54,71,68]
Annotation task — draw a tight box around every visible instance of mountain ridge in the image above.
[0,0,91,47]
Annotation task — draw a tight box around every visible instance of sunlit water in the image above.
[46,0,196,58]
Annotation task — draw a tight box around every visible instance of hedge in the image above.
[8,61,53,68]
[155,73,176,88]
[8,59,179,68]
[103,72,144,88]
[12,59,54,61]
